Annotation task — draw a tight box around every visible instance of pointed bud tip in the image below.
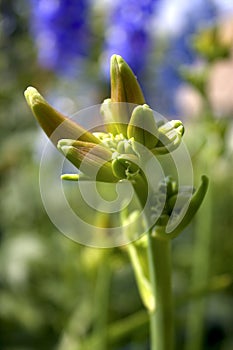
[172,120,185,135]
[110,54,145,105]
[111,54,124,68]
[57,139,75,149]
[58,145,72,156]
[110,54,133,78]
[24,86,45,108]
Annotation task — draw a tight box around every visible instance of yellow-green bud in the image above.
[110,55,146,136]
[127,105,159,149]
[152,120,184,155]
[110,55,145,105]
[57,139,117,183]
[24,87,100,145]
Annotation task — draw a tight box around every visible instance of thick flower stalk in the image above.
[25,54,208,350]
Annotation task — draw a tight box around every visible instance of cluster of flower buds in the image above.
[150,175,208,238]
[25,54,208,237]
[25,55,184,183]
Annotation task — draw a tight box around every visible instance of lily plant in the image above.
[25,54,208,350]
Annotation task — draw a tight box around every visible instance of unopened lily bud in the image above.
[110,55,145,105]
[110,55,146,136]
[152,120,184,155]
[58,139,113,160]
[127,105,158,149]
[57,139,117,183]
[24,87,100,145]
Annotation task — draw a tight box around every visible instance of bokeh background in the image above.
[0,0,233,349]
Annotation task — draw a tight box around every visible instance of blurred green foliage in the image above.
[0,1,233,350]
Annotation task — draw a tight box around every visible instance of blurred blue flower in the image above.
[102,0,158,77]
[29,0,90,76]
[153,0,233,116]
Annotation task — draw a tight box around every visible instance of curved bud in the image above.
[152,120,184,155]
[168,192,187,213]
[167,175,209,239]
[57,139,117,183]
[112,154,139,180]
[24,87,100,145]
[127,104,158,149]
[112,158,128,179]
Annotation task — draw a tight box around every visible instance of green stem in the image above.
[184,182,212,350]
[132,173,174,349]
[147,230,174,350]
[92,252,112,350]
